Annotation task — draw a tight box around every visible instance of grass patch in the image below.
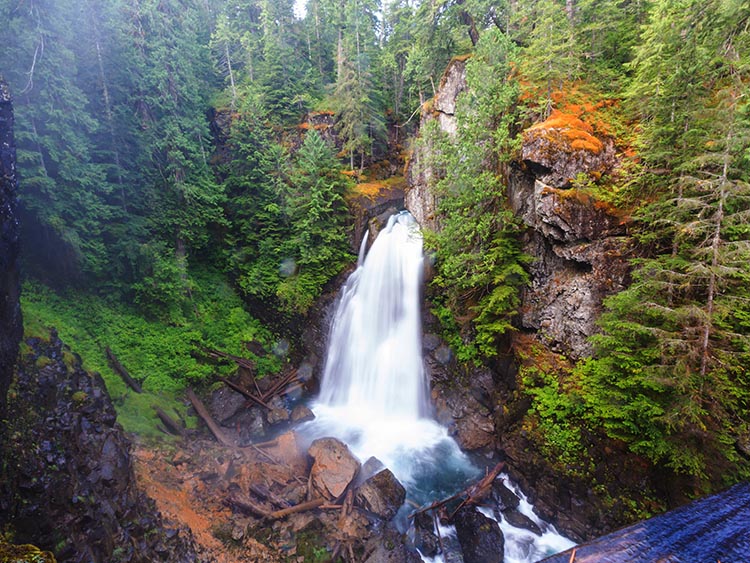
[21,268,281,439]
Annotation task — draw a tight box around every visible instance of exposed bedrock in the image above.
[0,332,199,563]
[0,79,21,420]
[508,172,631,358]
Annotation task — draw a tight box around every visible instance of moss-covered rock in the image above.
[0,540,56,563]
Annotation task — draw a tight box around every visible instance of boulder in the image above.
[492,481,520,512]
[412,512,439,558]
[363,525,422,563]
[290,404,315,422]
[502,510,542,536]
[355,468,406,520]
[210,386,247,424]
[454,507,504,563]
[308,437,361,499]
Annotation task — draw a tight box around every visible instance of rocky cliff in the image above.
[405,60,651,541]
[405,57,468,232]
[0,331,199,563]
[0,79,22,419]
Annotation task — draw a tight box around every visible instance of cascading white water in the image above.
[318,211,429,419]
[304,210,575,562]
[308,211,469,487]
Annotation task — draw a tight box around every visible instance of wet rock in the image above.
[454,507,504,563]
[308,437,360,499]
[267,406,291,425]
[266,395,291,425]
[502,509,542,536]
[423,333,441,352]
[358,457,386,484]
[290,404,315,422]
[432,385,495,451]
[355,468,406,520]
[296,361,315,383]
[412,512,439,558]
[0,80,21,420]
[224,407,266,445]
[434,344,453,366]
[521,110,617,189]
[363,525,422,563]
[210,386,246,424]
[492,480,520,512]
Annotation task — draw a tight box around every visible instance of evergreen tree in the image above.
[580,0,750,479]
[277,129,353,312]
[424,29,528,360]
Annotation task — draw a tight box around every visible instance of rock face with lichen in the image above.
[405,57,468,232]
[0,79,21,420]
[0,331,198,563]
[509,174,631,358]
[512,108,630,358]
[522,110,618,188]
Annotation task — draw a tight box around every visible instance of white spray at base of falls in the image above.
[303,210,575,562]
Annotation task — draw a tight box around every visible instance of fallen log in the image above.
[228,494,327,520]
[227,494,271,519]
[260,368,299,402]
[105,347,142,393]
[153,406,184,437]
[200,346,256,371]
[409,461,505,521]
[268,497,326,519]
[186,388,234,447]
[218,377,271,409]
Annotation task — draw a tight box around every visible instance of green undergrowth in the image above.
[21,268,282,439]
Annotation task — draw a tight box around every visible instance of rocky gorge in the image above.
[0,56,705,563]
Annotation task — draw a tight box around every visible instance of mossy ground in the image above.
[20,268,282,439]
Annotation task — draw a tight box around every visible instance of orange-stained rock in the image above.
[265,430,310,476]
[308,437,361,500]
[522,110,617,188]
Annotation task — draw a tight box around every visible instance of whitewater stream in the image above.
[304,211,575,562]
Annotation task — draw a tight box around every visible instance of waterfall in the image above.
[304,210,575,562]
[318,211,429,419]
[308,211,468,488]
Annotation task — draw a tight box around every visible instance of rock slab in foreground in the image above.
[540,481,750,562]
[354,468,406,520]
